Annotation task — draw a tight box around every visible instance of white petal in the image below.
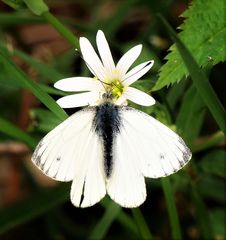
[96,30,115,76]
[56,92,99,108]
[54,77,100,92]
[123,60,154,86]
[116,44,142,76]
[124,87,155,106]
[80,37,106,81]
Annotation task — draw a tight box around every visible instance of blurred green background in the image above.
[0,0,225,239]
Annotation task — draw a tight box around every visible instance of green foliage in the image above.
[176,84,206,145]
[154,0,226,90]
[23,0,48,15]
[210,209,226,237]
[0,50,68,121]
[0,185,70,234]
[30,109,62,132]
[158,14,226,135]
[0,117,38,148]
[1,0,26,9]
[199,150,226,177]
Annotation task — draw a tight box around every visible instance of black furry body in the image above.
[92,102,121,178]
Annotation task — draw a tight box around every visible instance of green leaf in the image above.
[157,15,226,135]
[0,117,38,149]
[154,0,226,90]
[166,78,188,110]
[176,84,206,145]
[197,175,226,203]
[199,150,226,177]
[0,184,69,235]
[23,0,49,15]
[0,12,44,26]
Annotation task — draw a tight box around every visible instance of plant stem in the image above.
[161,178,182,240]
[131,208,153,240]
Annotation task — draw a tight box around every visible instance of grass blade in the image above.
[89,201,121,239]
[0,53,68,121]
[100,200,138,234]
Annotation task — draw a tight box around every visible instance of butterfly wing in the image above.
[107,106,191,208]
[120,107,192,178]
[32,108,106,207]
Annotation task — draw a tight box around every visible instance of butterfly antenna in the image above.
[122,61,153,83]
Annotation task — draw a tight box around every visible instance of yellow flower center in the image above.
[109,79,124,99]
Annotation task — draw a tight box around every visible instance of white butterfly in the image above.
[32,30,192,208]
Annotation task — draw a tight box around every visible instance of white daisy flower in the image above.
[54,30,155,108]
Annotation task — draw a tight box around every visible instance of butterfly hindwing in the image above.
[106,124,147,208]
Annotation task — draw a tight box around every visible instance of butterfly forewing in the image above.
[119,107,192,178]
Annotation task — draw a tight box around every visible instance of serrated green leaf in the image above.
[158,15,226,135]
[154,0,226,90]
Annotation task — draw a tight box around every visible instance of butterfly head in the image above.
[97,75,125,104]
